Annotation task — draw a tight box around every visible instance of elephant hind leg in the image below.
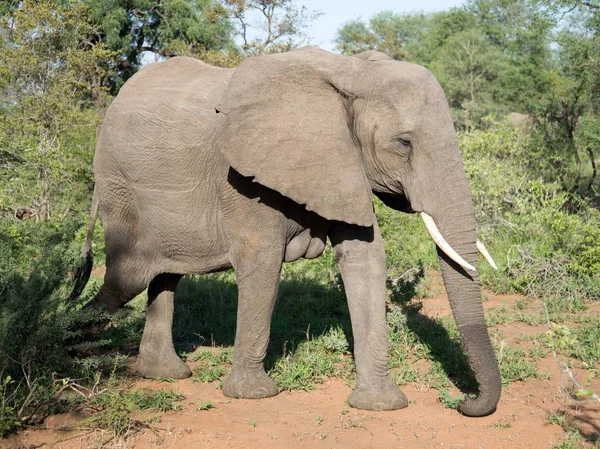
[135,273,192,379]
[85,263,152,313]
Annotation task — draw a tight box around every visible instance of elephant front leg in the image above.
[222,250,282,400]
[330,221,408,411]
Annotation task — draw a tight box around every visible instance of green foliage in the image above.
[335,0,554,129]
[193,366,227,382]
[0,218,122,436]
[550,319,600,367]
[498,344,547,384]
[460,124,600,306]
[0,0,118,220]
[437,389,465,409]
[551,430,587,449]
[269,338,353,391]
[197,400,214,410]
[82,0,237,83]
[225,0,322,56]
[85,382,184,436]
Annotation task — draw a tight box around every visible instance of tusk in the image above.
[420,212,477,272]
[477,239,498,270]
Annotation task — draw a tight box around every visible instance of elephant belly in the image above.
[284,230,326,262]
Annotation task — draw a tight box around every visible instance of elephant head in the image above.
[216,46,501,416]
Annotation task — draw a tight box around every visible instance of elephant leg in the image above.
[82,264,150,337]
[222,250,282,400]
[135,273,192,379]
[330,221,408,411]
[85,238,154,314]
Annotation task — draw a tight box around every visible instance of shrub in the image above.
[460,123,600,305]
[0,218,113,436]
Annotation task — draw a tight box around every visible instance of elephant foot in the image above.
[222,368,279,399]
[348,378,408,411]
[135,352,192,379]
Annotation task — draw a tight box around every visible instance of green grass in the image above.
[551,431,587,449]
[497,345,548,384]
[570,319,600,367]
[190,348,232,383]
[197,400,214,411]
[78,378,185,437]
[437,389,465,409]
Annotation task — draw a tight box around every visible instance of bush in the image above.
[460,123,600,305]
[0,218,112,436]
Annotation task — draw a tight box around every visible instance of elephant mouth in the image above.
[373,191,415,214]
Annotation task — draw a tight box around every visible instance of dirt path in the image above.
[3,285,599,449]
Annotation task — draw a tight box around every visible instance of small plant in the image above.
[493,412,517,428]
[548,411,569,427]
[321,326,349,354]
[437,390,464,409]
[551,430,585,449]
[193,367,226,383]
[493,420,512,428]
[315,415,323,426]
[497,345,545,384]
[85,385,185,436]
[197,400,214,411]
[132,389,184,412]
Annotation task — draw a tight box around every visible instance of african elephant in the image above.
[74,46,501,416]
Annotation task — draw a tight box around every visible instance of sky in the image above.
[295,0,467,51]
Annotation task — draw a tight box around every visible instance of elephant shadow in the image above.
[167,270,476,392]
[170,272,353,371]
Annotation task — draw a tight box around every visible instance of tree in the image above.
[225,0,321,55]
[432,29,508,129]
[0,0,119,220]
[334,1,555,129]
[80,0,237,86]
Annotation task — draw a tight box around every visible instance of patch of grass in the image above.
[570,319,600,367]
[320,325,350,354]
[515,312,545,326]
[269,339,353,391]
[190,348,233,364]
[193,366,226,383]
[197,400,213,411]
[551,430,586,449]
[130,389,184,412]
[84,382,184,437]
[497,344,547,384]
[486,305,512,326]
[191,348,232,383]
[437,389,464,409]
[548,411,569,427]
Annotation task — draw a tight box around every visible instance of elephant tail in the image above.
[69,186,99,301]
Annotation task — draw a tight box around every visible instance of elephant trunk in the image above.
[430,177,501,417]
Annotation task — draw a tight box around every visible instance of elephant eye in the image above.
[396,136,413,149]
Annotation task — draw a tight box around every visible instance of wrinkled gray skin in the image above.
[81,47,500,416]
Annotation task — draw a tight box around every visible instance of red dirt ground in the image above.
[3,281,599,449]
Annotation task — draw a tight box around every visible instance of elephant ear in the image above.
[215,47,374,227]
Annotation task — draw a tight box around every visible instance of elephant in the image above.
[73,46,501,417]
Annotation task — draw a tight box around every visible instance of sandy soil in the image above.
[3,283,599,449]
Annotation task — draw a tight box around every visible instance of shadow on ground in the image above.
[170,273,353,371]
[123,270,475,390]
